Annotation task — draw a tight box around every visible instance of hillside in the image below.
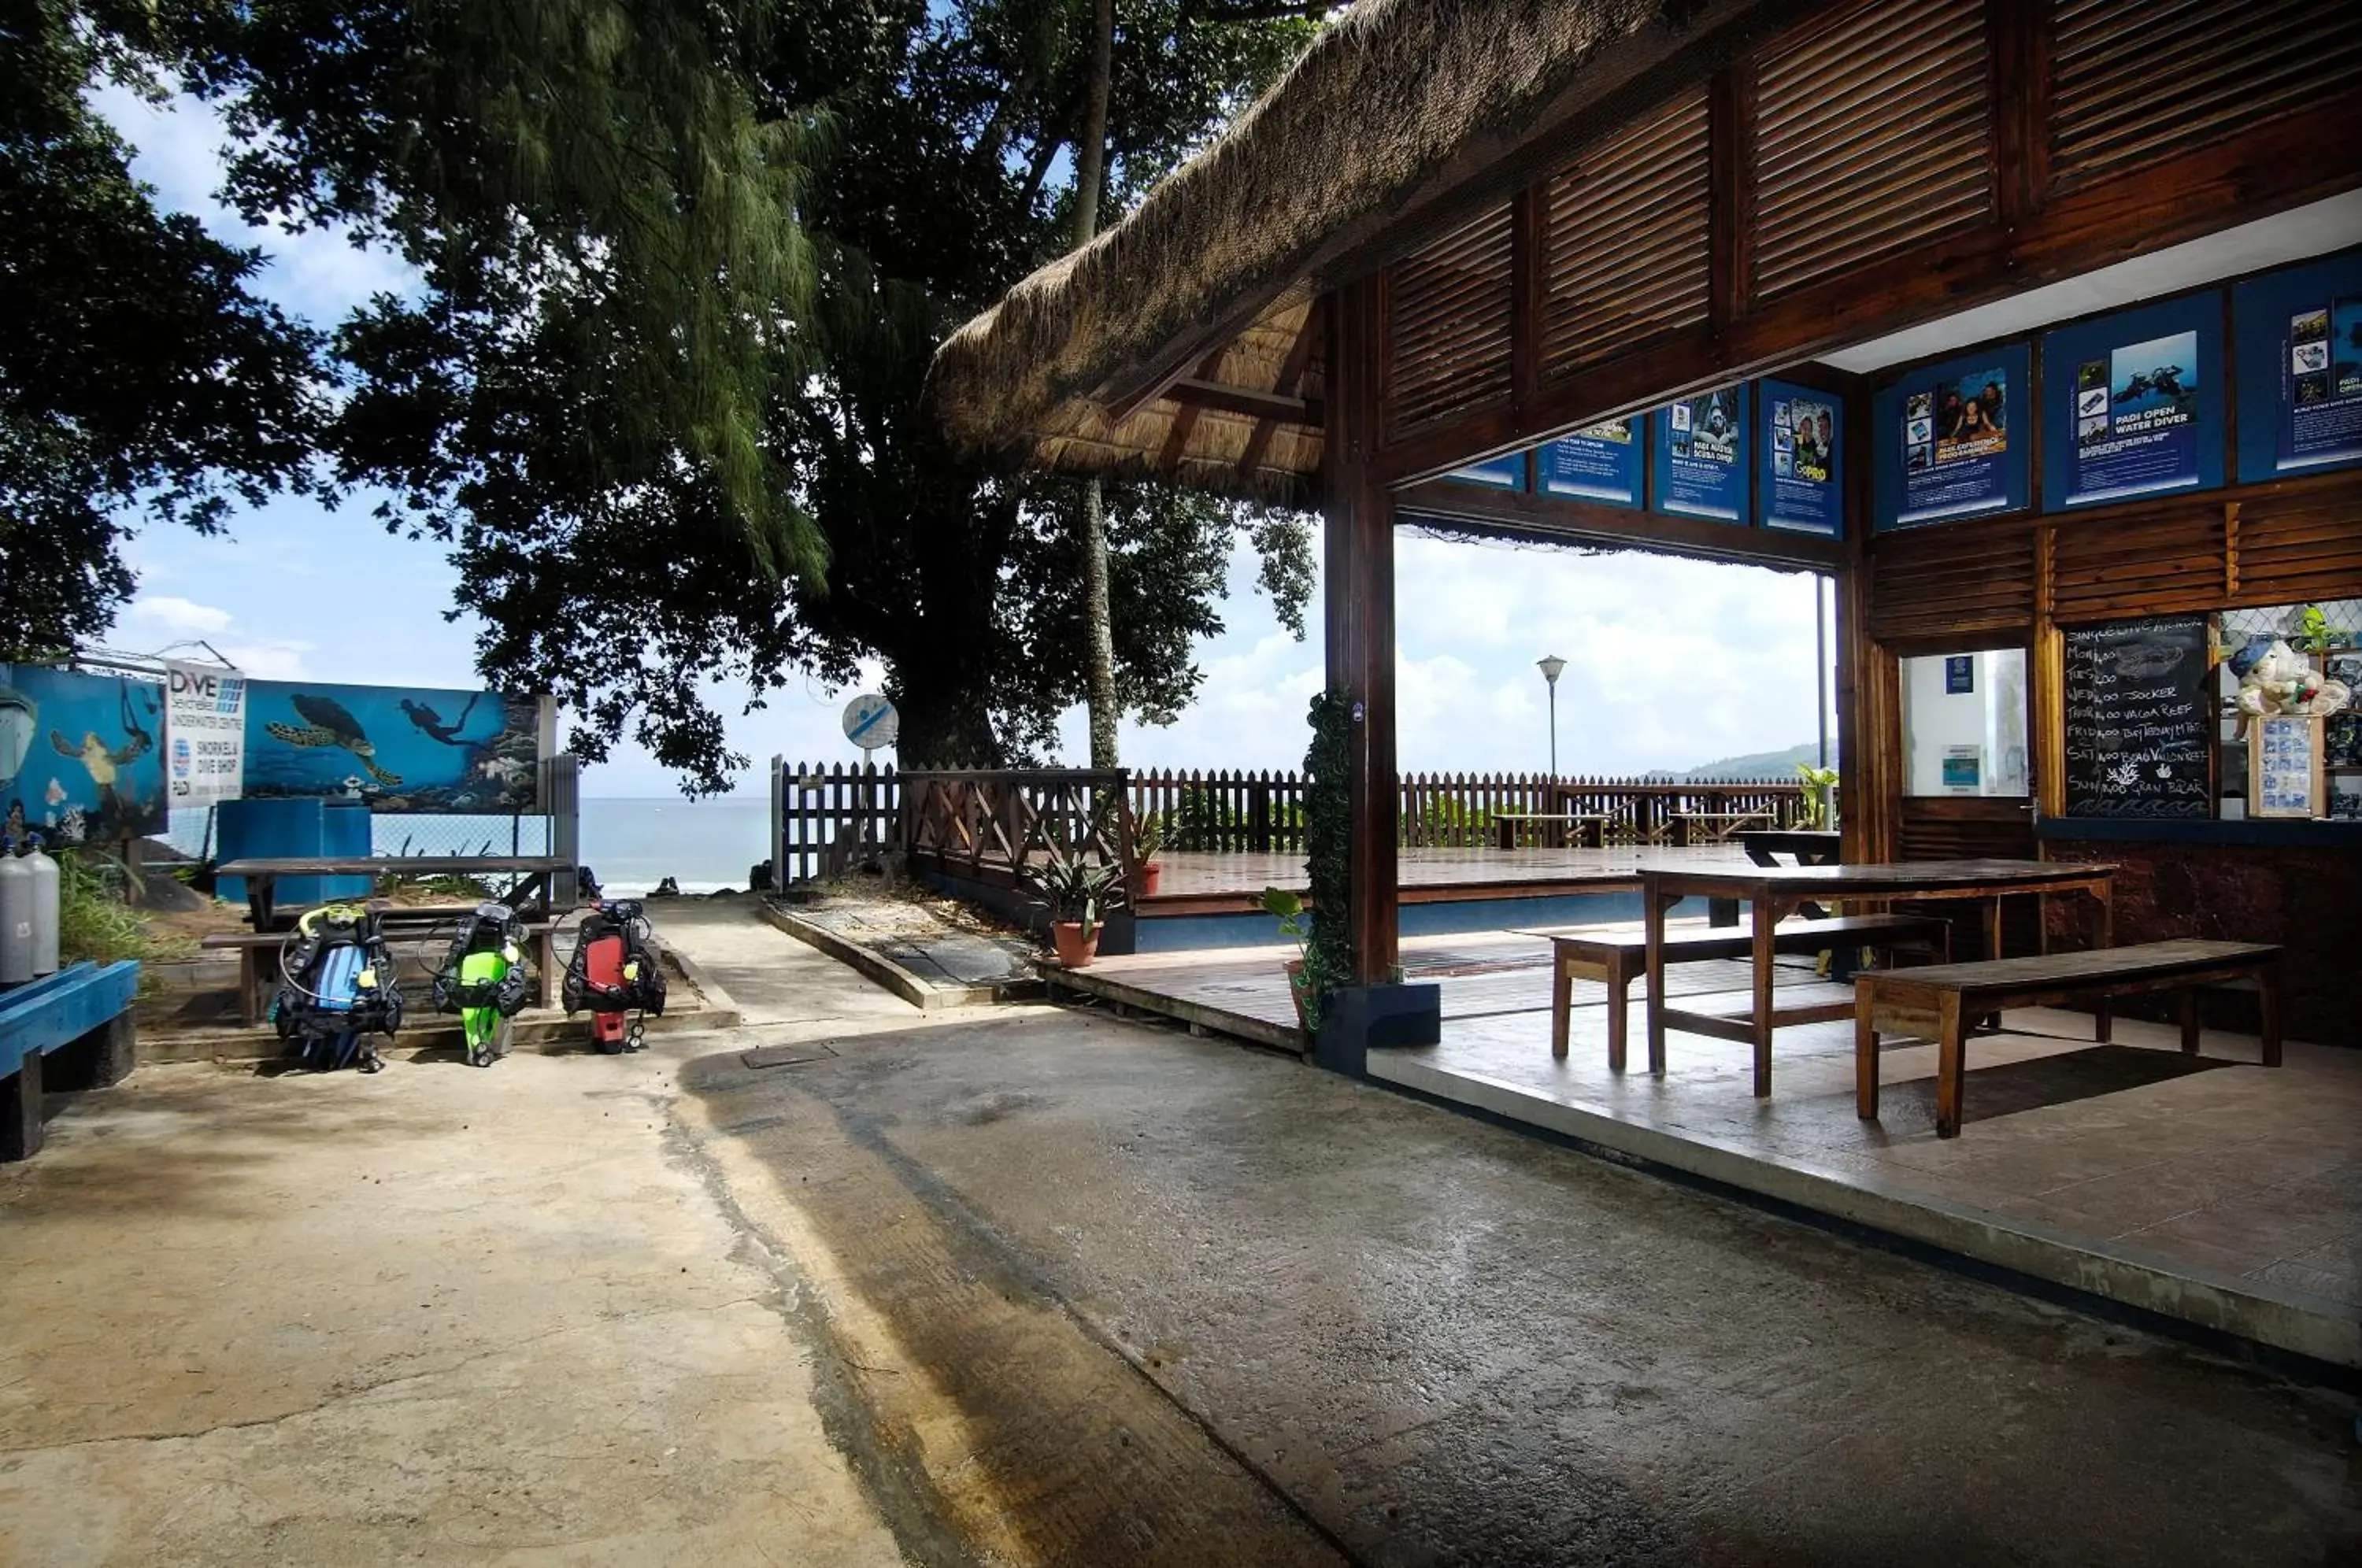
[1670,742,1835,782]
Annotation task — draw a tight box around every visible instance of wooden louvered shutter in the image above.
[1385,202,1513,440]
[2049,0,2362,191]
[2231,490,2362,610]
[1752,0,1993,301]
[1539,88,1710,379]
[1868,523,2036,642]
[2049,512,2225,622]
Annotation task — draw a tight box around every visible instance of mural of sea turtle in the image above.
[266,694,405,786]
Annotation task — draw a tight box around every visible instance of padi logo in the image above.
[172,737,193,778]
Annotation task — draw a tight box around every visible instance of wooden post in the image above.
[1323,279,1399,984]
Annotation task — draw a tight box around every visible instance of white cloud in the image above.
[126,595,233,634]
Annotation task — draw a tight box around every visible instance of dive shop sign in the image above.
[165,660,247,808]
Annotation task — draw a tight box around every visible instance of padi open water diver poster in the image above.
[2234,249,2362,483]
[242,681,545,812]
[2043,294,2222,510]
[1757,379,1843,536]
[1874,343,2031,531]
[0,664,168,845]
[1651,385,1748,522]
[1539,416,1643,508]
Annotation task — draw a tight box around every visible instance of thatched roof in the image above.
[928,0,1752,503]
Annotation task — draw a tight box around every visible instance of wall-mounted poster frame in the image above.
[1538,416,1644,508]
[2042,294,2223,511]
[2234,247,2362,485]
[1874,343,2031,531]
[2249,712,2323,819]
[1650,385,1748,523]
[1445,451,1527,490]
[1756,378,1842,536]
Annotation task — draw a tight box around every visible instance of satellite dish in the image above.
[841,693,898,753]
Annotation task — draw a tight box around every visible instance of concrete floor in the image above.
[6,899,2359,1565]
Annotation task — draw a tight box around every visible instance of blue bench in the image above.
[1,961,141,1161]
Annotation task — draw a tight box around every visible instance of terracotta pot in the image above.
[1284,958,1311,1032]
[1137,861,1164,898]
[1051,920,1101,969]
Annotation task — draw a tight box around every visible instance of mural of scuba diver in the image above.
[242,681,543,812]
[0,665,168,844]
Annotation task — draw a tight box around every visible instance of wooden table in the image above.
[1640,859,2117,1097]
[1490,812,1609,849]
[1734,827,1843,925]
[1660,809,1776,846]
[217,856,573,930]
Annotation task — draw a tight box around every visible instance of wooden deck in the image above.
[1138,844,1751,915]
[1047,933,2360,1367]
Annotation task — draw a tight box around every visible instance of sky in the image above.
[91,88,1829,798]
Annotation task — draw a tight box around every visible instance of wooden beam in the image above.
[1395,480,1846,571]
[1165,379,1324,426]
[1323,279,1399,986]
[1237,311,1324,483]
[1154,350,1230,472]
[1706,62,1756,332]
[1372,91,2362,489]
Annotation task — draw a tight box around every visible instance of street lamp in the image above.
[1536,655,1568,780]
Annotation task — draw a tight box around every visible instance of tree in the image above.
[0,0,324,660]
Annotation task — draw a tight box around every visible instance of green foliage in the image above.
[1415,796,1492,836]
[1022,841,1125,937]
[1297,690,1352,1032]
[1129,809,1164,866]
[1,0,325,658]
[1794,763,1840,829]
[55,849,188,966]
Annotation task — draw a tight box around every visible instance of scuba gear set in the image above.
[430,903,533,1066]
[562,899,665,1052]
[272,904,403,1072]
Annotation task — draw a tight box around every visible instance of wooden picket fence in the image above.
[768,761,1812,885]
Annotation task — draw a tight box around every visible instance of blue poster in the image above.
[2234,250,2362,483]
[244,681,544,812]
[2043,295,2221,509]
[1538,417,1642,508]
[1945,656,1974,694]
[1756,379,1842,536]
[0,664,168,844]
[1873,343,2031,531]
[1446,452,1525,490]
[1651,386,1748,523]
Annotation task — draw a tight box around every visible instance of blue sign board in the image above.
[2234,250,2362,484]
[1651,386,1748,523]
[2043,294,2222,510]
[1874,343,2031,531]
[244,681,543,812]
[1757,379,1842,536]
[1945,655,1975,695]
[1445,452,1525,490]
[1538,417,1643,508]
[0,664,167,844]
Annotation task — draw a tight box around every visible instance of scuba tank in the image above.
[430,903,532,1067]
[24,836,57,978]
[0,846,31,986]
[271,904,404,1072]
[561,899,665,1053]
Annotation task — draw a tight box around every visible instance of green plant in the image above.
[1130,811,1166,867]
[1260,887,1312,949]
[1022,845,1126,940]
[1295,690,1354,1032]
[1794,764,1841,829]
[54,849,189,966]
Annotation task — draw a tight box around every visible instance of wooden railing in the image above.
[770,761,1814,884]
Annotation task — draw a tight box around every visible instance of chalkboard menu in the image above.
[2063,615,2212,818]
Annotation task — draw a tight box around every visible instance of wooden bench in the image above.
[202,916,561,1027]
[1490,812,1609,849]
[1855,939,2282,1139]
[1545,914,1951,1068]
[2,961,141,1160]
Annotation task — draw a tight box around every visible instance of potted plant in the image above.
[1258,886,1318,1030]
[1131,812,1167,898]
[1024,844,1124,968]
[1794,763,1839,830]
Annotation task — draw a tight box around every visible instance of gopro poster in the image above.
[2234,250,2362,483]
[1538,416,1643,508]
[1874,343,2031,531]
[0,664,168,845]
[2043,295,2221,510]
[242,681,545,812]
[1757,379,1843,536]
[1651,386,1748,523]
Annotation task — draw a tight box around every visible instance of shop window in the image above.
[1901,648,2029,797]
[2216,599,2362,822]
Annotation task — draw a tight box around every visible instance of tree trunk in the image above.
[1074,0,1120,769]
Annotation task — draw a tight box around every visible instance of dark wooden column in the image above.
[1322,278,1399,983]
